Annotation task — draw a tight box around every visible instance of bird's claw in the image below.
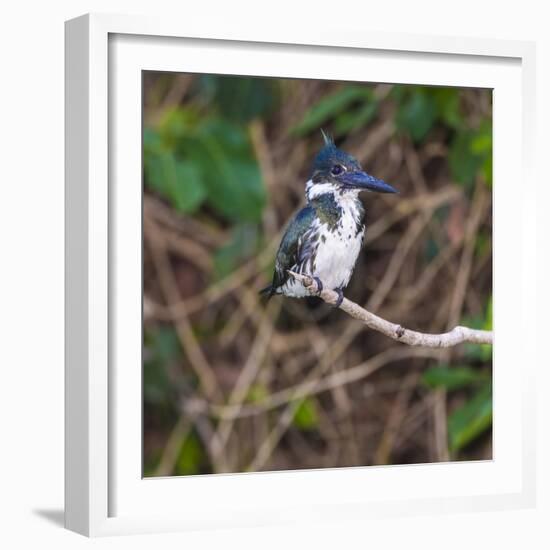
[312,277,323,295]
[333,288,344,308]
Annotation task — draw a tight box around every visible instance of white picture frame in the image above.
[65,13,537,537]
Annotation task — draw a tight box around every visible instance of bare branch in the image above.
[287,271,493,347]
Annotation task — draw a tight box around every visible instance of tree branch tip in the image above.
[284,274,492,348]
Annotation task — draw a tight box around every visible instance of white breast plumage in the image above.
[280,191,364,298]
[313,210,363,289]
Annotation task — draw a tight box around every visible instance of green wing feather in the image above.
[262,206,316,296]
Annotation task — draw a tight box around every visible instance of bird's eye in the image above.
[331,164,344,175]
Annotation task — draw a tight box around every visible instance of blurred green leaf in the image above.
[449,130,481,188]
[143,361,171,405]
[291,86,372,135]
[208,76,279,123]
[143,327,181,405]
[143,449,162,477]
[190,120,265,223]
[145,151,206,214]
[169,162,206,213]
[448,383,492,453]
[175,432,205,476]
[395,88,437,142]
[334,101,378,135]
[474,232,491,259]
[194,75,218,104]
[449,118,492,188]
[484,296,493,331]
[149,326,181,364]
[463,342,492,363]
[431,87,462,129]
[471,120,493,187]
[471,133,492,154]
[293,398,319,431]
[422,365,488,391]
[157,107,199,148]
[481,155,493,188]
[479,345,492,363]
[143,127,162,154]
[145,102,266,222]
[390,85,406,102]
[470,120,492,152]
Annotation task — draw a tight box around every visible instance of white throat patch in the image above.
[305,179,361,204]
[305,180,338,201]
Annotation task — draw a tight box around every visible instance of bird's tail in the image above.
[259,285,274,298]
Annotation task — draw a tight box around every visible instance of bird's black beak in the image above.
[340,170,398,194]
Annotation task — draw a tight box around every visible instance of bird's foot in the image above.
[312,277,324,295]
[332,288,344,308]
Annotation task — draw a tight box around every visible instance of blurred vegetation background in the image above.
[142,72,492,476]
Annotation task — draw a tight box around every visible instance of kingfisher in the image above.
[261,132,398,307]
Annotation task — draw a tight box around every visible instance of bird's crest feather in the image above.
[320,128,334,148]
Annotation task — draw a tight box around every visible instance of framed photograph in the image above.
[65,13,536,536]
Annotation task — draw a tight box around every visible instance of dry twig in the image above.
[286,271,493,347]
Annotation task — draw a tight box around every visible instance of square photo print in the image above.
[142,72,493,477]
